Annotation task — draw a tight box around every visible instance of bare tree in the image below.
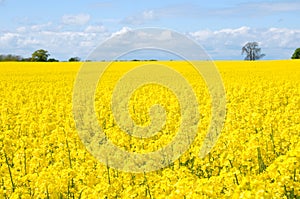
[242,42,265,61]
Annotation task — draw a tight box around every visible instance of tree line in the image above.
[1,45,300,62]
[0,49,80,62]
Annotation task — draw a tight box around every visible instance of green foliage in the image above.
[21,57,32,62]
[291,48,300,59]
[48,58,59,62]
[31,49,50,62]
[0,54,22,61]
[68,57,80,62]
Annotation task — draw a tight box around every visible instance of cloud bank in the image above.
[189,26,300,59]
[0,25,299,60]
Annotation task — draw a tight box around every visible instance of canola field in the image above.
[0,60,299,198]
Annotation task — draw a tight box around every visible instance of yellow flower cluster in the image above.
[0,60,299,198]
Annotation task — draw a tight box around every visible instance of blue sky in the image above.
[0,0,300,60]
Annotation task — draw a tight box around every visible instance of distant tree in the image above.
[21,57,32,62]
[68,57,80,62]
[48,58,59,62]
[291,48,300,59]
[242,42,265,61]
[31,49,50,62]
[0,54,23,61]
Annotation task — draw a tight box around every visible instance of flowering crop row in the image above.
[0,61,299,198]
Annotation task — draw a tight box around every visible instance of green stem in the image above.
[24,147,27,176]
[257,147,266,173]
[65,138,72,169]
[107,164,111,185]
[4,151,15,192]
[46,185,50,199]
[144,172,152,199]
[234,173,239,185]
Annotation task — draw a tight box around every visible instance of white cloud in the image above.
[1,25,300,60]
[214,26,250,35]
[18,38,40,46]
[262,28,300,48]
[62,14,90,26]
[16,27,26,33]
[189,30,213,41]
[0,25,109,60]
[89,28,213,61]
[0,33,19,45]
[31,22,53,31]
[84,25,106,33]
[189,27,300,59]
[110,27,131,38]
